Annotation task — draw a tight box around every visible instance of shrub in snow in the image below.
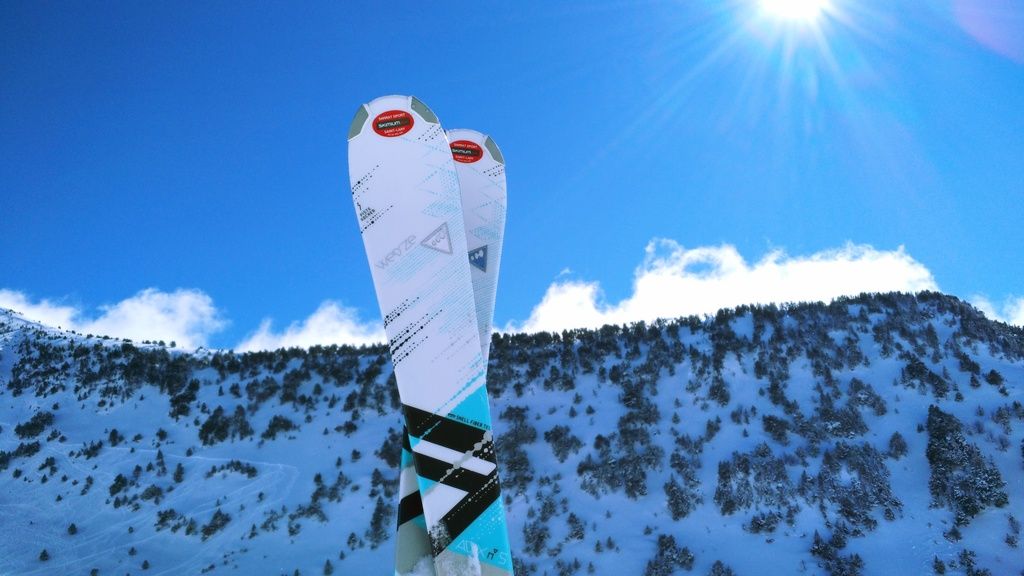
[497,406,537,496]
[926,405,1008,526]
[888,431,908,459]
[261,414,297,440]
[956,549,993,576]
[714,443,797,520]
[762,414,791,445]
[365,496,392,549]
[374,427,402,468]
[544,425,583,463]
[108,474,128,497]
[811,442,901,532]
[15,411,54,439]
[707,561,736,576]
[643,534,694,576]
[810,531,864,576]
[847,378,887,416]
[522,520,549,557]
[200,509,231,540]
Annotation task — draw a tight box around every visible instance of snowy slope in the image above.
[0,292,1021,576]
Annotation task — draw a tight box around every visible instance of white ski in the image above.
[449,129,507,364]
[394,129,509,575]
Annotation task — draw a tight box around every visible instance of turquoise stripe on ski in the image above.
[446,385,494,432]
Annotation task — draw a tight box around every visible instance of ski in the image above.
[448,129,508,363]
[394,129,509,574]
[347,95,513,575]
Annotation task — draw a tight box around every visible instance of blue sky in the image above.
[2,0,1022,349]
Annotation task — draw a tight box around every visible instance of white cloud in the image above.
[0,288,384,351]
[0,288,225,349]
[236,301,384,352]
[0,289,80,330]
[507,241,940,334]
[970,295,1024,326]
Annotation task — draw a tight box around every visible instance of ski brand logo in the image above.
[454,541,510,566]
[376,235,417,269]
[372,110,414,137]
[450,140,483,163]
[421,222,453,255]
[469,245,488,272]
[485,548,511,566]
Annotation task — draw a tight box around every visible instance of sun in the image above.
[758,0,829,23]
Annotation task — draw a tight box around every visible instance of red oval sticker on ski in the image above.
[373,110,414,137]
[450,140,483,163]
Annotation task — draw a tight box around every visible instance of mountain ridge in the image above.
[1,291,1022,575]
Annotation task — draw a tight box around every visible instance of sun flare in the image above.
[759,0,828,22]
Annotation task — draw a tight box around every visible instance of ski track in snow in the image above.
[0,441,301,576]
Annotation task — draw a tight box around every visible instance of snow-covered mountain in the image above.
[1,292,1021,576]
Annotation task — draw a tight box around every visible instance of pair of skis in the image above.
[347,95,513,575]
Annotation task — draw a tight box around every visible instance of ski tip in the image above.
[350,95,442,142]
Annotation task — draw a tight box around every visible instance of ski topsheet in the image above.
[393,129,509,574]
[347,95,513,575]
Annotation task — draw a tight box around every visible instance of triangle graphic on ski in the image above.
[421,222,453,255]
[469,245,488,273]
